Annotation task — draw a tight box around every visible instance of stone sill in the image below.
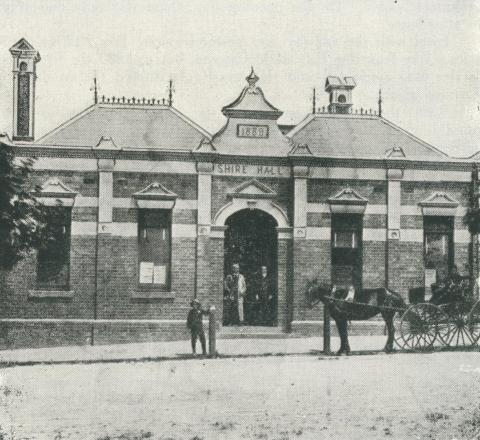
[132,291,175,300]
[28,290,74,299]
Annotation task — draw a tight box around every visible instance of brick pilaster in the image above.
[292,165,309,325]
[386,167,403,294]
[195,161,214,305]
[95,158,115,319]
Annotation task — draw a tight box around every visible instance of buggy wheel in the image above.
[394,313,408,350]
[398,304,442,351]
[467,300,480,346]
[438,303,476,348]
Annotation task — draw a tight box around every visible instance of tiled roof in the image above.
[288,114,449,161]
[36,104,211,150]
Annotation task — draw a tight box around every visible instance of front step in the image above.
[218,325,286,339]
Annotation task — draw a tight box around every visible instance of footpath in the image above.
[0,335,388,367]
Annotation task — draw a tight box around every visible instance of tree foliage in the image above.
[464,207,480,235]
[0,135,45,269]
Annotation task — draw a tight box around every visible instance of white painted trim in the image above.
[26,157,98,171]
[363,228,387,242]
[309,166,472,182]
[135,199,176,209]
[214,199,290,228]
[455,230,471,244]
[307,203,468,218]
[75,197,98,207]
[294,178,307,227]
[98,171,113,222]
[306,227,330,240]
[112,198,197,210]
[278,230,293,240]
[71,221,97,236]
[110,222,137,236]
[36,197,76,207]
[197,174,212,224]
[307,202,387,215]
[172,224,197,238]
[400,229,423,243]
[211,229,226,239]
[388,180,401,230]
[115,160,197,174]
[402,169,471,182]
[310,167,386,180]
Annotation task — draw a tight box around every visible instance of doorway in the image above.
[223,209,278,326]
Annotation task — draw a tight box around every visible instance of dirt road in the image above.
[1,351,479,439]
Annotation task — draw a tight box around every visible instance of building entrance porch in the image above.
[223,209,278,326]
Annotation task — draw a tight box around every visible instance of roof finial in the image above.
[246,66,259,87]
[90,76,98,104]
[168,79,174,107]
[312,88,316,114]
[378,89,382,118]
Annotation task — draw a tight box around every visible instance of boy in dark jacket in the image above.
[186,299,208,355]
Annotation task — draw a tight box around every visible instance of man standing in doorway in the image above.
[224,263,247,325]
[256,266,273,325]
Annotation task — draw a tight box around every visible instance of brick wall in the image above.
[95,235,196,320]
[308,179,387,204]
[293,239,331,321]
[113,172,197,199]
[1,236,96,319]
[363,241,386,289]
[30,170,98,196]
[401,181,470,206]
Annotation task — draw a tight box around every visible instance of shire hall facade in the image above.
[1,38,479,348]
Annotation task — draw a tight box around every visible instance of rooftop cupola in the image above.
[325,76,356,114]
[10,38,41,141]
[221,67,283,120]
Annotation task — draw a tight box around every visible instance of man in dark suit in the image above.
[255,266,273,325]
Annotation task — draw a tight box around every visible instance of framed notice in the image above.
[237,124,269,138]
[153,265,167,285]
[139,262,154,284]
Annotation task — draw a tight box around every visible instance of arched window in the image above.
[338,94,347,103]
[19,61,28,72]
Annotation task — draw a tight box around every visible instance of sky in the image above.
[0,0,479,158]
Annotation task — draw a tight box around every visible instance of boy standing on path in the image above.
[186,299,208,355]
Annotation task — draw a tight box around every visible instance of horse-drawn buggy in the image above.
[306,273,480,355]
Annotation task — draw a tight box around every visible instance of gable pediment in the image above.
[385,146,406,159]
[34,178,77,207]
[38,178,77,198]
[329,188,368,205]
[328,188,368,214]
[420,192,459,208]
[228,179,277,199]
[11,38,35,52]
[133,182,177,209]
[419,192,459,216]
[133,182,177,200]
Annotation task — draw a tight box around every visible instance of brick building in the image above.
[1,38,479,347]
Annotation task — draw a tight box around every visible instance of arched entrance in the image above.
[223,209,278,326]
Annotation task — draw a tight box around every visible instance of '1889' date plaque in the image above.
[237,124,269,138]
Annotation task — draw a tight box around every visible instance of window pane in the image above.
[37,207,71,288]
[334,231,357,248]
[138,210,171,287]
[424,216,453,282]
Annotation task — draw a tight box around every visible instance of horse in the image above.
[306,280,406,355]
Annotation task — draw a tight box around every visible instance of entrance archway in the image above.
[223,209,278,326]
